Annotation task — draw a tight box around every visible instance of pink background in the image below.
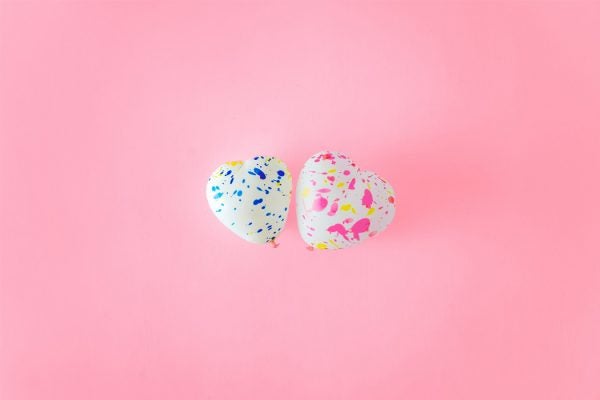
[1,2,599,399]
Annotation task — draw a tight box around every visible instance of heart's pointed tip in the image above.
[268,239,280,249]
[306,246,314,251]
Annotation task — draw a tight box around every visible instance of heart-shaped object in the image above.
[206,156,292,244]
[296,151,395,250]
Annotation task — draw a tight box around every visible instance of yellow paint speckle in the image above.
[367,207,376,215]
[301,187,311,198]
[316,242,328,250]
[328,168,337,173]
[337,182,345,188]
[341,203,352,211]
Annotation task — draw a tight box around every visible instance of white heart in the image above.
[206,156,292,244]
[296,151,396,250]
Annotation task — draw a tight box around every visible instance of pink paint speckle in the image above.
[312,196,328,211]
[348,178,356,190]
[327,202,339,216]
[315,152,334,163]
[327,223,350,241]
[362,189,373,208]
[327,176,335,182]
[350,218,370,240]
[343,170,350,175]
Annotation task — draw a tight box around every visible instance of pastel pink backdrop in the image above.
[1,2,599,399]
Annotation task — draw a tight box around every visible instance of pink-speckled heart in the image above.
[296,151,396,250]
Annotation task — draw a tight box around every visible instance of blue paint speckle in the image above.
[236,190,243,197]
[213,192,223,199]
[253,168,266,180]
[257,229,263,233]
[253,198,263,205]
[277,170,285,177]
[225,170,232,176]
